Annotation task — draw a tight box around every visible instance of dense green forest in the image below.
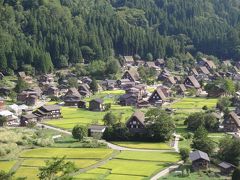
[1,0,240,74]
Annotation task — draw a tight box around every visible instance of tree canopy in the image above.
[1,0,240,73]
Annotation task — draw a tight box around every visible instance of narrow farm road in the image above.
[38,123,179,152]
[101,140,176,152]
[172,133,181,152]
[70,150,120,177]
[150,161,183,180]
[39,123,182,178]
[37,123,71,135]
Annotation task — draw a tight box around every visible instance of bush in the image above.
[0,148,6,156]
[180,148,190,162]
[49,96,60,102]
[105,103,111,111]
[184,132,193,139]
[72,125,87,141]
[179,136,185,141]
[35,138,54,147]
[202,105,208,110]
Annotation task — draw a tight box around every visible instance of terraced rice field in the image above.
[111,141,171,150]
[0,160,17,172]
[170,97,217,109]
[13,148,114,179]
[74,151,180,179]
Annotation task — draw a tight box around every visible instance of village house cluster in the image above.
[0,56,240,134]
[1,55,240,176]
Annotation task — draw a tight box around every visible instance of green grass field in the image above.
[45,90,134,130]
[0,160,17,172]
[45,104,133,130]
[111,141,171,150]
[170,97,217,109]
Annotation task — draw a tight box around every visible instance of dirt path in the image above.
[38,123,179,152]
[37,123,71,135]
[150,161,183,180]
[70,150,120,177]
[38,123,181,178]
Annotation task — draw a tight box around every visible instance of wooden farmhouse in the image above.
[0,110,18,126]
[44,86,59,96]
[78,84,91,97]
[163,76,176,87]
[89,99,105,111]
[218,162,235,175]
[155,59,165,67]
[88,125,106,139]
[197,66,210,75]
[117,79,135,90]
[20,114,39,126]
[145,61,160,71]
[63,88,81,106]
[222,112,240,132]
[81,77,92,85]
[148,88,166,105]
[189,150,210,170]
[184,76,201,89]
[119,93,138,106]
[39,74,54,84]
[158,69,171,81]
[34,105,62,120]
[78,100,87,109]
[123,56,135,66]
[189,68,199,77]
[176,84,187,96]
[200,58,216,71]
[122,68,140,82]
[126,110,146,134]
[135,60,145,67]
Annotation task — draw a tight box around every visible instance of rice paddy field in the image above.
[74,151,180,180]
[0,160,17,172]
[12,148,114,179]
[170,97,218,109]
[0,147,181,180]
[111,141,172,150]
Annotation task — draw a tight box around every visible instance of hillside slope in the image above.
[0,0,240,73]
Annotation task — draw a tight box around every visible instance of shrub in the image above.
[180,148,190,162]
[72,125,87,141]
[105,103,111,111]
[35,138,54,147]
[184,132,193,139]
[0,148,6,156]
[202,105,208,110]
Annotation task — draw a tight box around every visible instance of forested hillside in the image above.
[1,0,240,74]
